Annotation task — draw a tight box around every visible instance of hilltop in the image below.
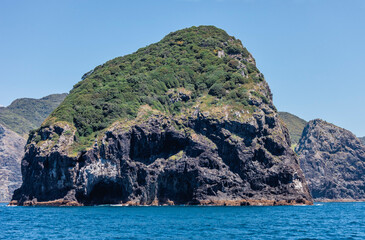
[46,26,271,151]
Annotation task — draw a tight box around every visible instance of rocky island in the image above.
[296,119,365,201]
[11,26,312,206]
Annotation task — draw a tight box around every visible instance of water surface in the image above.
[1,202,364,239]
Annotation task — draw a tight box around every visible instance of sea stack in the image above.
[11,26,312,206]
[296,119,365,201]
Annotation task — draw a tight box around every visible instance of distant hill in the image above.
[278,112,307,145]
[0,124,26,202]
[360,137,365,145]
[0,94,67,136]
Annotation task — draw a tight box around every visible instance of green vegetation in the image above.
[0,94,67,136]
[46,26,268,150]
[278,112,307,145]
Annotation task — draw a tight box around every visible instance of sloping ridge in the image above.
[278,112,307,146]
[0,93,67,136]
[11,26,312,206]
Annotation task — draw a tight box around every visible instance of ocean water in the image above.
[1,202,364,240]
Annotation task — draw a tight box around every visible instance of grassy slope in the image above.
[46,26,271,150]
[0,94,67,136]
[278,112,307,146]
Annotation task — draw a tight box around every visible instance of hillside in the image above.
[12,26,312,206]
[0,124,26,201]
[360,137,365,145]
[296,119,365,200]
[0,93,67,136]
[278,112,307,146]
[46,27,272,151]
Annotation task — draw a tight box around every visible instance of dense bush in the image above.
[209,83,224,97]
[48,26,264,145]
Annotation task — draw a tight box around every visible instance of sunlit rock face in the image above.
[0,124,26,202]
[297,119,365,200]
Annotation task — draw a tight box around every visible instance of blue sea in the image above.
[1,202,364,240]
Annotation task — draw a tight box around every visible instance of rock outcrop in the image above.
[11,26,312,206]
[0,124,26,201]
[296,119,365,200]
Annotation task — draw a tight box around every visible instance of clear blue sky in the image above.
[1,0,364,136]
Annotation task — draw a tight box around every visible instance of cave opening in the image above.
[84,181,124,205]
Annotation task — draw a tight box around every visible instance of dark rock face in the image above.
[12,112,312,206]
[296,119,365,200]
[0,124,26,201]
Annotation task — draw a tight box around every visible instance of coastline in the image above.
[8,198,314,207]
[7,198,365,206]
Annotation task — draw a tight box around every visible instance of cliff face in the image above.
[11,26,312,206]
[0,124,26,201]
[296,119,365,200]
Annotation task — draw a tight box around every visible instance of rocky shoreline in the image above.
[9,198,312,207]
